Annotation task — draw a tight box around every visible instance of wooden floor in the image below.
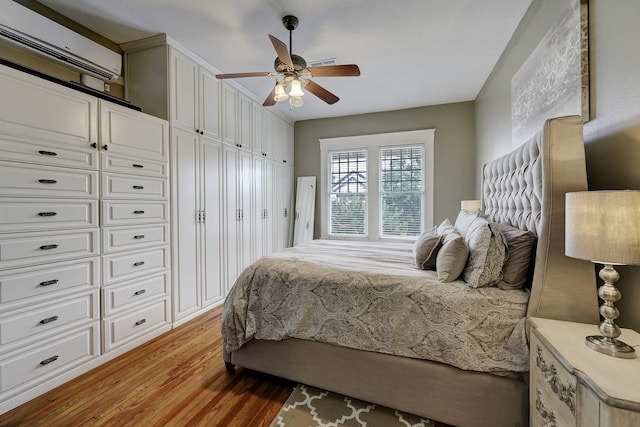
[0,305,453,427]
[0,306,294,427]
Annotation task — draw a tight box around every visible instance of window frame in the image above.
[319,129,435,241]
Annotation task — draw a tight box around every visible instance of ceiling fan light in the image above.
[288,79,305,97]
[289,95,304,108]
[274,82,289,102]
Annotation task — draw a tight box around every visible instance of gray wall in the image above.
[294,102,476,239]
[476,0,640,331]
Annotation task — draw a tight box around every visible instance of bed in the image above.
[221,115,599,427]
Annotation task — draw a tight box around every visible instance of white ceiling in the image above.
[36,0,533,122]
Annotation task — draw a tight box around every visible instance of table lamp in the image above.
[460,199,481,213]
[565,190,640,359]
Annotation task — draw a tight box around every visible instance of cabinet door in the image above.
[252,155,265,262]
[170,128,200,320]
[100,101,169,162]
[261,110,275,159]
[223,145,240,290]
[238,92,252,151]
[200,138,224,306]
[252,101,264,157]
[238,150,253,273]
[0,64,98,150]
[199,68,221,141]
[169,48,198,133]
[222,84,237,146]
[263,159,275,255]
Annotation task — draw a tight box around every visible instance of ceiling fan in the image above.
[215,15,360,108]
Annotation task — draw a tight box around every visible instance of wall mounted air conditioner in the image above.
[0,1,121,81]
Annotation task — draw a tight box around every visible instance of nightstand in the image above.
[528,318,640,427]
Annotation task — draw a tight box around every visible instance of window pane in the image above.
[380,146,423,237]
[330,150,367,236]
[330,194,367,235]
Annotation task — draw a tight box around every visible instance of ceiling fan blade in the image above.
[215,72,273,79]
[308,64,361,77]
[263,85,277,106]
[269,34,294,70]
[304,80,340,105]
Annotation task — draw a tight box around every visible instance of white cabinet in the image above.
[98,100,171,354]
[168,48,221,141]
[238,92,252,151]
[529,318,640,427]
[170,128,224,326]
[0,63,101,414]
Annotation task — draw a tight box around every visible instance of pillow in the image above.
[436,218,455,236]
[461,216,508,288]
[498,223,537,290]
[436,232,469,282]
[413,227,442,270]
[453,209,480,239]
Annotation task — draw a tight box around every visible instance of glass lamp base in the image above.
[585,335,637,359]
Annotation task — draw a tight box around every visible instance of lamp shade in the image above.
[565,191,640,265]
[289,79,304,97]
[460,199,481,213]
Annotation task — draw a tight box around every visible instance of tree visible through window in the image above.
[380,146,423,237]
[329,150,367,235]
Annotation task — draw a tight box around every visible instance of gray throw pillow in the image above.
[498,223,537,290]
[436,232,469,282]
[413,227,442,270]
[462,217,508,288]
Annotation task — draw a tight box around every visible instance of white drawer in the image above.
[0,292,98,348]
[102,298,170,352]
[101,224,169,254]
[0,257,99,310]
[0,161,98,199]
[100,173,167,200]
[0,323,99,394]
[0,198,98,232]
[100,153,167,178]
[0,229,99,270]
[102,246,169,286]
[102,272,170,317]
[101,200,168,226]
[0,134,97,170]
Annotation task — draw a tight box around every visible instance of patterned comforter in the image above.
[222,240,530,375]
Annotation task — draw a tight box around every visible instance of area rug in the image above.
[270,384,434,427]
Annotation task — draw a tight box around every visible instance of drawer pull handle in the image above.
[133,234,145,239]
[40,316,59,324]
[133,261,145,267]
[38,179,57,184]
[38,150,58,156]
[40,244,59,250]
[40,279,59,287]
[38,212,57,217]
[135,319,146,326]
[133,210,145,215]
[134,289,146,295]
[40,355,59,366]
[132,164,144,168]
[133,185,144,190]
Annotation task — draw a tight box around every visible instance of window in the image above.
[329,150,367,235]
[380,146,423,237]
[320,130,434,241]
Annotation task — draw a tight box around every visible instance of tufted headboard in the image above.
[482,116,599,324]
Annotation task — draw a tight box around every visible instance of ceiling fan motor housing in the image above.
[282,15,299,31]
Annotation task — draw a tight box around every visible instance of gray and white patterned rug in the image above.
[270,384,434,427]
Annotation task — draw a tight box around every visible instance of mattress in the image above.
[222,239,530,375]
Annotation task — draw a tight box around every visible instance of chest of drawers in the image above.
[529,318,640,427]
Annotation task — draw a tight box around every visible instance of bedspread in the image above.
[222,240,530,375]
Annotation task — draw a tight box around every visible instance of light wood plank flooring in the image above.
[0,306,453,427]
[0,306,294,427]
